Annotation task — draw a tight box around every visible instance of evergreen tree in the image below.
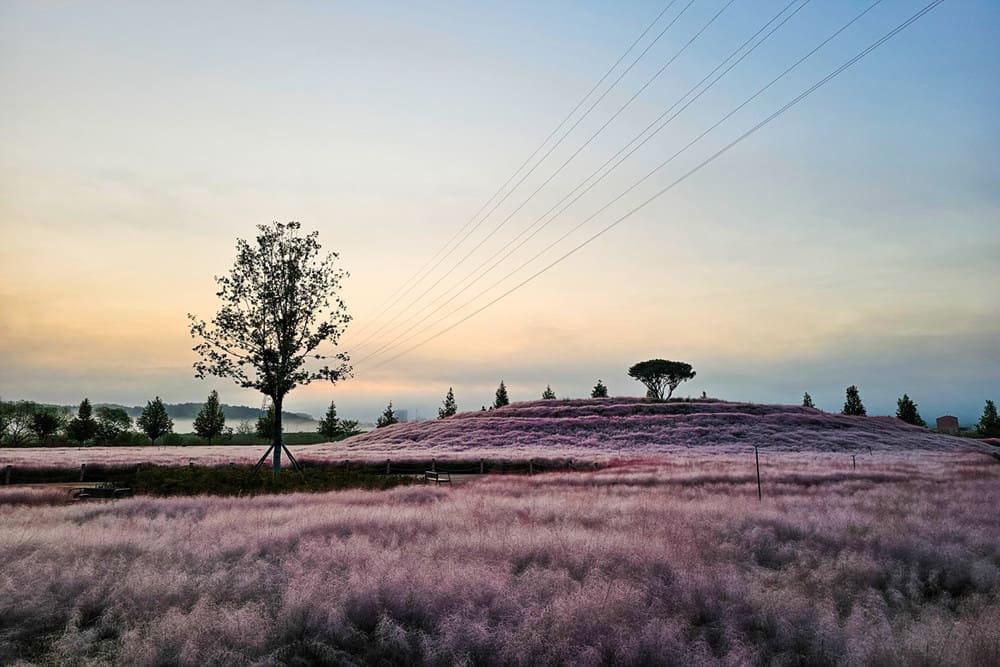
[493,380,510,409]
[138,397,173,445]
[591,379,608,398]
[541,385,556,400]
[842,385,866,416]
[318,400,358,439]
[438,388,457,419]
[66,398,98,443]
[376,401,399,428]
[802,392,815,408]
[193,390,226,444]
[977,399,1000,437]
[895,394,926,427]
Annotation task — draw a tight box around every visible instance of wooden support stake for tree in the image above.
[253,444,275,473]
[755,447,762,501]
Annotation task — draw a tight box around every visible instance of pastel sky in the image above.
[1,0,997,424]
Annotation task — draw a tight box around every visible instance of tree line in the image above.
[803,386,999,435]
[0,391,364,447]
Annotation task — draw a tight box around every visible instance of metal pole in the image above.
[755,447,762,501]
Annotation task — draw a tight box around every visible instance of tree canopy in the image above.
[318,400,358,439]
[842,385,867,416]
[377,402,399,428]
[895,394,926,427]
[188,221,351,473]
[193,390,227,444]
[627,360,696,401]
[138,397,174,445]
[591,380,608,398]
[977,399,1000,437]
[493,380,510,409]
[541,385,556,400]
[66,398,98,444]
[438,388,457,419]
[802,392,815,408]
[95,406,132,444]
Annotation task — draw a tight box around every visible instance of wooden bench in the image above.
[70,486,133,500]
[424,470,451,484]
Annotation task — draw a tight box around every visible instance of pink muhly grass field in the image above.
[2,451,999,665]
[0,399,985,470]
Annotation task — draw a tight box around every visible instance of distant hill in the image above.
[334,397,987,460]
[48,402,314,422]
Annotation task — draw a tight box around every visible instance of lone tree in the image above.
[895,394,926,427]
[138,396,174,445]
[591,379,608,398]
[377,401,399,428]
[95,406,132,444]
[842,385,867,416]
[977,399,1000,437]
[318,400,358,439]
[493,380,510,409]
[194,390,226,444]
[189,221,351,474]
[438,388,457,419]
[66,398,98,444]
[802,392,815,408]
[627,359,696,401]
[541,385,556,400]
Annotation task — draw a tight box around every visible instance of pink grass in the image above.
[2,452,999,664]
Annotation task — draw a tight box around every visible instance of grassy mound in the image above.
[338,397,980,459]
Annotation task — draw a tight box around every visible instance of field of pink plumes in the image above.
[2,451,999,665]
[1,399,988,470]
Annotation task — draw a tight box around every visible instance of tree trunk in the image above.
[272,396,283,475]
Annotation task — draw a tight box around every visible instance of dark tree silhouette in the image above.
[541,385,556,400]
[95,406,132,444]
[493,380,510,409]
[627,360,696,400]
[591,380,609,398]
[194,390,226,444]
[188,221,351,473]
[377,402,399,428]
[802,392,815,408]
[895,394,926,427]
[138,397,174,445]
[977,399,1000,437]
[30,407,62,444]
[66,398,98,444]
[842,385,866,416]
[317,400,357,438]
[438,388,457,419]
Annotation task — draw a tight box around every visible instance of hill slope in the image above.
[337,397,981,460]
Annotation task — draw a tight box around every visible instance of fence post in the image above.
[529,460,534,475]
[386,459,391,475]
[754,447,762,501]
[431,458,436,472]
[80,463,86,482]
[479,458,484,474]
[4,465,10,485]
[852,454,856,470]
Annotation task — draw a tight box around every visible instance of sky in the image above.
[1,0,997,425]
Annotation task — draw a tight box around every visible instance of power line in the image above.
[360,0,945,371]
[351,0,729,354]
[345,0,683,344]
[352,0,809,364]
